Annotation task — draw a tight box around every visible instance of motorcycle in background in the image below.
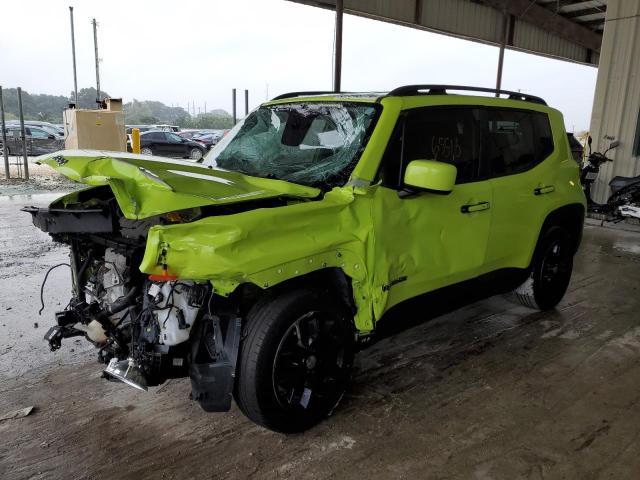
[580,136,640,220]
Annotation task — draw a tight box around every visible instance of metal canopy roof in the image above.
[287,0,606,66]
[538,0,607,32]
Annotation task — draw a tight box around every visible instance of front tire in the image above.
[140,147,153,156]
[515,226,574,310]
[235,289,355,433]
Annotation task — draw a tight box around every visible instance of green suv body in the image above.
[30,86,586,432]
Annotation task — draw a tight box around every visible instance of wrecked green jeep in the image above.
[25,85,586,432]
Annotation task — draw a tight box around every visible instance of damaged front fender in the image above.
[139,188,381,332]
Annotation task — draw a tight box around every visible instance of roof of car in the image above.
[267,85,547,106]
[140,129,167,135]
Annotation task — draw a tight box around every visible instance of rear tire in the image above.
[234,289,355,433]
[515,226,574,310]
[189,148,203,161]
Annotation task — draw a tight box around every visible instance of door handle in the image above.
[534,185,555,195]
[460,201,490,213]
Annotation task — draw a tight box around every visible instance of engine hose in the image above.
[94,286,139,330]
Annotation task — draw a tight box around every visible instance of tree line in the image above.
[1,87,234,129]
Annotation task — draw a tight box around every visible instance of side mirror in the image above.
[403,160,456,196]
[588,135,593,154]
[48,135,55,139]
[609,140,620,149]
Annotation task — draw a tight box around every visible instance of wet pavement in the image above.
[1,193,640,479]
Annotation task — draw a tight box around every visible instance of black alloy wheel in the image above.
[515,226,574,310]
[235,289,354,433]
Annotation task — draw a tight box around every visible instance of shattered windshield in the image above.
[203,102,379,189]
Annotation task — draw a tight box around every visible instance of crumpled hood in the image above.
[37,150,321,219]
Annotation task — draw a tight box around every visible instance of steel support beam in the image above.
[334,0,343,92]
[232,88,237,125]
[480,0,602,51]
[495,10,509,95]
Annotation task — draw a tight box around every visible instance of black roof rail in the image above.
[385,84,547,105]
[271,91,342,101]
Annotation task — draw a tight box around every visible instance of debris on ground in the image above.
[0,406,34,422]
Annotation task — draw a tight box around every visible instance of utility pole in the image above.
[333,0,344,92]
[204,101,207,114]
[69,6,78,106]
[92,18,101,104]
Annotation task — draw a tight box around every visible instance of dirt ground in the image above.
[1,190,640,479]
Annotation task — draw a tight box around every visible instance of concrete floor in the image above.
[1,193,640,479]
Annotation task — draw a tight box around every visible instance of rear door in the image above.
[483,108,556,271]
[144,132,168,155]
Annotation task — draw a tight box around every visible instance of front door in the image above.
[164,132,188,158]
[373,106,492,310]
[27,127,58,155]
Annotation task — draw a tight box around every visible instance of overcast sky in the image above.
[1,0,598,130]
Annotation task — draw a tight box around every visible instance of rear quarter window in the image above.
[485,109,554,177]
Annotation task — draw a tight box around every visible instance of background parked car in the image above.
[129,130,206,160]
[6,120,65,139]
[1,125,64,155]
[177,129,206,140]
[152,124,180,132]
[194,132,223,150]
[125,125,155,135]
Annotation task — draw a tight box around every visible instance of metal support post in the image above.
[132,128,141,154]
[334,0,343,92]
[0,86,9,179]
[232,89,237,125]
[17,87,29,180]
[495,11,509,95]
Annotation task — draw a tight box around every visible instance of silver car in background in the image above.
[1,124,65,156]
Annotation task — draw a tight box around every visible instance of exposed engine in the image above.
[30,186,246,411]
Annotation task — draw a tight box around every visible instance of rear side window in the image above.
[146,132,163,141]
[485,109,553,176]
[166,132,183,142]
